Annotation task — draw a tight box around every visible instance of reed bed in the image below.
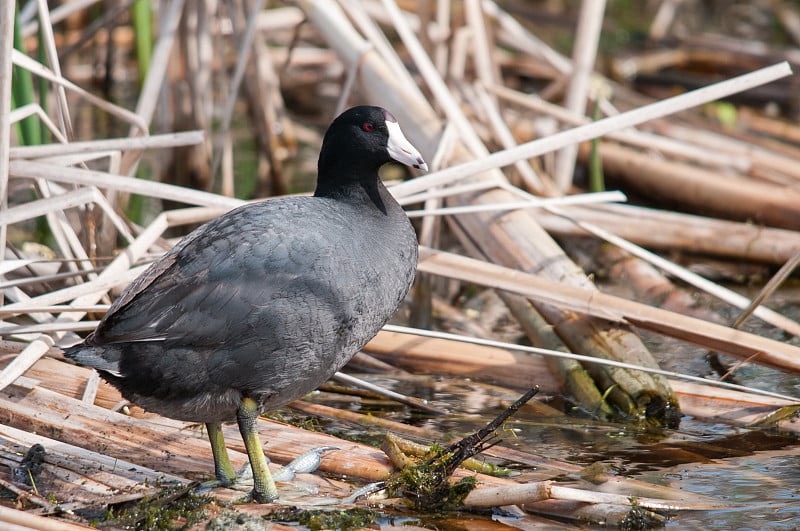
[1,1,799,528]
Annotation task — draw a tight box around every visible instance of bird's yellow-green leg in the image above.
[206,422,237,485]
[237,397,278,503]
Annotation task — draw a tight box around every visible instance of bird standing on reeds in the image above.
[65,106,427,503]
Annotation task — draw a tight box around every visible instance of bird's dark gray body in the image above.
[65,105,425,502]
[68,191,417,422]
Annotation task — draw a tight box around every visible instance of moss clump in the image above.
[387,464,478,510]
[384,443,478,511]
[619,504,665,530]
[383,387,541,511]
[97,486,211,530]
[206,510,268,531]
[267,507,379,531]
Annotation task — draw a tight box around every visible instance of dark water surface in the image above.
[314,362,800,530]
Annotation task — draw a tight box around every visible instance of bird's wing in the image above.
[91,200,336,346]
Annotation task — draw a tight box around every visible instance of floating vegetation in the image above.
[96,486,211,531]
[619,504,667,530]
[387,463,478,510]
[267,507,380,531]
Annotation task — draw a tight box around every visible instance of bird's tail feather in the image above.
[63,345,123,378]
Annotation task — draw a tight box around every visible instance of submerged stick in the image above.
[429,385,540,474]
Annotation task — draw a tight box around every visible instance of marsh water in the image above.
[304,366,800,530]
[296,284,800,530]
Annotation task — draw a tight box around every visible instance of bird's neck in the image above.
[314,174,392,216]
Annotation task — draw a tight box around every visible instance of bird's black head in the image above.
[315,106,427,199]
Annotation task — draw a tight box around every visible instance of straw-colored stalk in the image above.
[0,2,16,262]
[553,0,606,191]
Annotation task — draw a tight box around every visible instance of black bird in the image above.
[65,106,427,503]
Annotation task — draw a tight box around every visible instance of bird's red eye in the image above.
[362,122,375,132]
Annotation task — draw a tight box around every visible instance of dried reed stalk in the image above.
[532,203,800,265]
[0,2,16,257]
[463,480,732,510]
[553,0,606,191]
[120,0,186,175]
[239,0,293,197]
[0,505,92,531]
[584,141,800,230]
[416,248,800,374]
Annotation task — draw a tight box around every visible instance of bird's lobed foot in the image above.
[252,488,279,504]
[196,463,253,494]
[197,447,337,501]
[230,488,278,505]
[271,446,338,482]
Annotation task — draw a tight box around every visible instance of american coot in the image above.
[65,106,427,503]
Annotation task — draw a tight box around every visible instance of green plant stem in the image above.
[36,23,49,143]
[588,99,605,192]
[12,3,42,146]
[132,0,153,87]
